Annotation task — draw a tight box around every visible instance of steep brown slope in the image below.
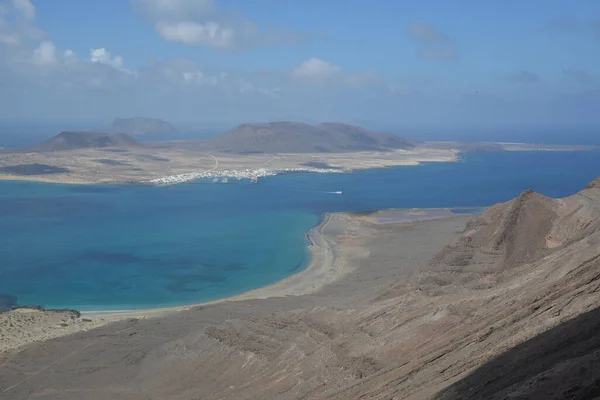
[208,122,416,153]
[34,131,139,151]
[420,190,559,291]
[316,122,417,151]
[188,180,600,400]
[324,180,600,399]
[1,180,600,400]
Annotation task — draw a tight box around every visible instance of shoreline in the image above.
[2,144,599,187]
[59,208,474,319]
[0,209,474,354]
[0,213,337,353]
[81,212,337,320]
[0,156,453,186]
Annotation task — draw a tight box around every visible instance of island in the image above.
[0,121,595,185]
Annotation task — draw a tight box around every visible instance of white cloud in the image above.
[33,40,57,67]
[291,58,341,80]
[11,0,35,20]
[134,0,215,20]
[89,48,124,70]
[133,0,239,49]
[133,0,301,50]
[257,86,281,98]
[156,21,234,48]
[0,33,18,45]
[289,58,380,87]
[0,0,44,46]
[236,79,280,97]
[182,70,219,86]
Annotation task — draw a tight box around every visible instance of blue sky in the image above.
[0,0,599,129]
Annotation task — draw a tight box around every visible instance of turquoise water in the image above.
[1,150,600,310]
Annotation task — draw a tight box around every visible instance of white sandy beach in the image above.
[0,212,358,352]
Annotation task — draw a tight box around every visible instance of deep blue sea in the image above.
[1,150,600,311]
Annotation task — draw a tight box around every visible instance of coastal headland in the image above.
[1,179,600,399]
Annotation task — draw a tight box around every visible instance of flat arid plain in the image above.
[1,140,593,185]
[0,144,458,184]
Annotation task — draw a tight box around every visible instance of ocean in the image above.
[1,150,600,311]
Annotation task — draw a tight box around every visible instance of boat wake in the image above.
[290,190,343,195]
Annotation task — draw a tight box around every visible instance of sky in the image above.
[0,0,599,129]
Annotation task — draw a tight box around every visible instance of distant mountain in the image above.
[111,117,177,137]
[208,122,417,153]
[35,131,139,151]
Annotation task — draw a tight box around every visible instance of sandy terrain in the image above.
[0,212,373,353]
[0,146,458,185]
[0,212,472,399]
[0,309,109,354]
[1,179,600,399]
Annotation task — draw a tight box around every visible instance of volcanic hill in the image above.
[110,117,177,137]
[34,131,139,152]
[207,121,417,153]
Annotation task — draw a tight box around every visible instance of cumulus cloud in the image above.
[32,40,57,67]
[156,21,234,48]
[0,32,18,45]
[133,0,302,50]
[0,0,136,91]
[0,0,44,46]
[11,0,35,20]
[0,1,381,119]
[90,48,124,70]
[408,24,456,60]
[136,58,279,99]
[134,0,215,20]
[289,58,381,88]
[291,58,341,80]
